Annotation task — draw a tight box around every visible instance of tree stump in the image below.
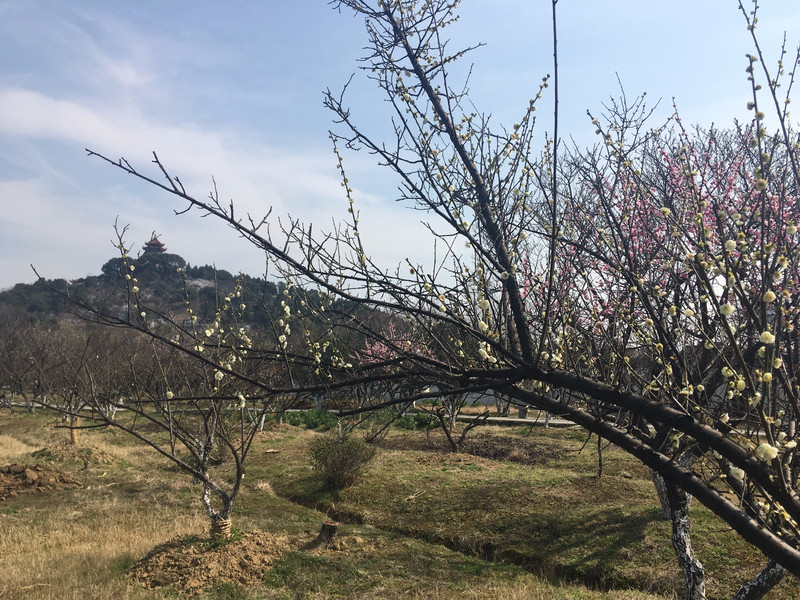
[302,520,339,550]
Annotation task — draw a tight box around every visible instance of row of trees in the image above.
[0,307,298,538]
[34,1,800,598]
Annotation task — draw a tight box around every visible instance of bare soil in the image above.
[127,531,287,595]
[127,525,385,595]
[31,442,114,467]
[0,463,79,500]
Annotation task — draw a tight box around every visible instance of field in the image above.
[0,408,797,600]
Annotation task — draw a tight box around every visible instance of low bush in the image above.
[396,412,438,431]
[309,431,376,490]
[283,409,336,430]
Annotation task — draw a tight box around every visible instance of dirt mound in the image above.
[461,434,558,465]
[128,531,289,595]
[31,443,113,468]
[0,463,79,500]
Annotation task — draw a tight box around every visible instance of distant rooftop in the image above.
[142,235,166,254]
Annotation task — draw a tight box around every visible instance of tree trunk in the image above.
[652,470,671,520]
[666,482,706,600]
[731,559,786,600]
[202,479,233,540]
[596,434,603,478]
[69,416,79,445]
[210,515,232,540]
[653,452,693,520]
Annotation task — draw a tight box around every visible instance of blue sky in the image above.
[1,0,797,290]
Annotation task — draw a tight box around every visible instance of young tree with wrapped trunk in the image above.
[35,242,293,539]
[76,0,800,595]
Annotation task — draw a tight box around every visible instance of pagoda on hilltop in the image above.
[142,234,166,254]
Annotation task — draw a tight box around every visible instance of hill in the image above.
[0,247,282,328]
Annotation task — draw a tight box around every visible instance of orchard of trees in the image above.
[3,1,800,599]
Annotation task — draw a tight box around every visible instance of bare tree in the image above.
[35,250,290,539]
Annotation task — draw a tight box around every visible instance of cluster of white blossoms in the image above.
[754,442,779,462]
[478,341,496,363]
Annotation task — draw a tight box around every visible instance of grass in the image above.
[0,409,796,599]
[255,425,799,600]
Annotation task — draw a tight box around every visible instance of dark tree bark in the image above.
[666,482,706,600]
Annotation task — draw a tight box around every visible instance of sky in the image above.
[0,0,798,290]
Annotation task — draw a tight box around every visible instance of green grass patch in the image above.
[2,409,797,600]
[253,425,799,599]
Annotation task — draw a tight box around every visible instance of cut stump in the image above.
[302,520,339,550]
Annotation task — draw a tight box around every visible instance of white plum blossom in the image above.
[729,466,746,481]
[760,331,775,344]
[754,442,778,462]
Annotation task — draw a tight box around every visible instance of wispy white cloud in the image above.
[1,0,798,292]
[0,84,427,288]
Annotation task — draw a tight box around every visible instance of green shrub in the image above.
[283,409,336,430]
[309,431,376,490]
[413,412,438,430]
[396,415,418,430]
[393,412,438,431]
[283,411,303,427]
[301,408,336,429]
[362,408,399,443]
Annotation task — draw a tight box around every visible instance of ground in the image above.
[1,413,797,599]
[128,531,288,595]
[0,463,78,500]
[127,528,381,595]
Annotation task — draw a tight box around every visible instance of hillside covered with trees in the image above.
[0,236,284,327]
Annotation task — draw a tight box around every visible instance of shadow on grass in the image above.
[281,471,664,593]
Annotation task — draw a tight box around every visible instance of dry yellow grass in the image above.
[0,502,207,600]
[0,456,209,598]
[0,413,677,600]
[0,433,39,461]
[0,415,209,600]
